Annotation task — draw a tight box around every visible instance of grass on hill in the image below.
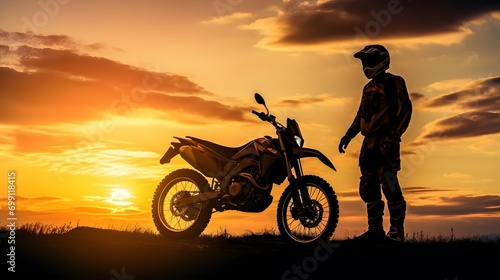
[2,222,499,244]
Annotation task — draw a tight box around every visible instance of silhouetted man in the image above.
[338,45,412,242]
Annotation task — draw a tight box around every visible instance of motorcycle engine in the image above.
[224,168,273,212]
[227,178,251,202]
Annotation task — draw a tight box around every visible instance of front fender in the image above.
[292,147,336,171]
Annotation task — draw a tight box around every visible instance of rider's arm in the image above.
[345,100,362,139]
[394,76,412,137]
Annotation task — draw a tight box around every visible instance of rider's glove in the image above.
[338,135,352,154]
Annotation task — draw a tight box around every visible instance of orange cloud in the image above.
[0,195,70,204]
[201,12,253,25]
[16,46,209,95]
[0,32,256,131]
[14,129,78,153]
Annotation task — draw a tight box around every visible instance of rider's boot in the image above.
[387,199,406,242]
[354,200,385,243]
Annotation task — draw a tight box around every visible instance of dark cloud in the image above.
[409,92,425,103]
[404,186,458,194]
[421,111,500,140]
[0,44,9,54]
[259,0,500,46]
[0,29,111,52]
[0,29,75,47]
[410,195,500,216]
[426,89,472,108]
[338,187,500,218]
[16,46,210,95]
[274,94,334,107]
[426,77,500,111]
[339,187,453,199]
[418,76,500,140]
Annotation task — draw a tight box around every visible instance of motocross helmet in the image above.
[354,44,390,79]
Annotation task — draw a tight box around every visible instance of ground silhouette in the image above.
[5,226,499,280]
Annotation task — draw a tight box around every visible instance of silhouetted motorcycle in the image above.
[152,93,339,244]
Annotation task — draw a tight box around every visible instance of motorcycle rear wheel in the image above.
[152,169,213,239]
[277,175,339,244]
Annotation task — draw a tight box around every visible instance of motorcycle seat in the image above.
[186,136,252,160]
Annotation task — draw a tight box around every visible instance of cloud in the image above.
[45,146,166,179]
[201,12,253,25]
[409,195,500,216]
[7,29,134,62]
[409,92,425,104]
[71,206,117,214]
[0,31,256,129]
[0,29,112,52]
[425,77,500,111]
[0,195,74,214]
[404,186,459,194]
[420,111,500,140]
[0,195,71,204]
[16,46,210,95]
[416,76,500,141]
[444,172,472,179]
[0,44,9,55]
[397,186,500,216]
[274,94,350,107]
[0,31,262,161]
[338,186,500,218]
[337,191,359,199]
[423,78,475,93]
[0,193,142,216]
[243,0,500,50]
[0,29,75,48]
[13,129,79,153]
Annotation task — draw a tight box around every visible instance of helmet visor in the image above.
[361,57,380,68]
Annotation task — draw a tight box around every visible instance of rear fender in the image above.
[160,137,194,164]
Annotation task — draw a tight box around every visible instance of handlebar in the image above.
[252,110,268,121]
[252,93,286,133]
[252,110,285,132]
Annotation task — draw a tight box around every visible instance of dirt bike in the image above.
[152,93,339,244]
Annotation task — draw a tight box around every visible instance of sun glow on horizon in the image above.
[106,188,135,207]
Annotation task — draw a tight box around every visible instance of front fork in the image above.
[277,134,311,212]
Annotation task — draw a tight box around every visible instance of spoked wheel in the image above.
[152,169,213,239]
[277,175,339,244]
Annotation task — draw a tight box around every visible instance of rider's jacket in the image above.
[346,72,412,138]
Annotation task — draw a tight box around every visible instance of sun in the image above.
[107,188,135,206]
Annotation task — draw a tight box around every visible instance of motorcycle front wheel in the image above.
[277,175,339,244]
[152,168,213,239]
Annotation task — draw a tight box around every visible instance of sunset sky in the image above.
[1,0,499,239]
